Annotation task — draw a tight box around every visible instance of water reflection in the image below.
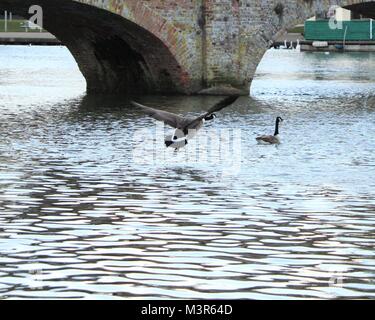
[0,46,375,299]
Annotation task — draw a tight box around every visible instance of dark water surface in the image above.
[0,46,375,299]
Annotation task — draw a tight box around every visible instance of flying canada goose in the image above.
[256,116,284,145]
[131,95,239,149]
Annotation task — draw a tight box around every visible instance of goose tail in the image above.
[165,141,174,148]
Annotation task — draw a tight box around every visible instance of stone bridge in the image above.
[1,0,375,95]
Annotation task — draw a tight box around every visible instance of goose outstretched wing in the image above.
[204,95,240,116]
[131,101,186,129]
[183,95,239,130]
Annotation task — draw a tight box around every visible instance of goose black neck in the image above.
[274,119,280,136]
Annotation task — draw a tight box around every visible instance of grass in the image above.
[0,19,46,32]
[288,25,305,34]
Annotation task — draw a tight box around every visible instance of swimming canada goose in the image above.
[280,40,288,49]
[256,116,284,145]
[296,39,301,51]
[131,95,239,149]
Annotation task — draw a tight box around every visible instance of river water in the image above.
[0,46,375,299]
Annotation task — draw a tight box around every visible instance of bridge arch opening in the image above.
[0,0,189,95]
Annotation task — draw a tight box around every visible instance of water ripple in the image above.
[1,46,375,299]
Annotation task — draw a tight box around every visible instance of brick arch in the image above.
[74,0,192,85]
[85,0,197,93]
[85,1,187,60]
[0,0,192,94]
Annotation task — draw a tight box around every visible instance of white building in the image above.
[308,7,352,21]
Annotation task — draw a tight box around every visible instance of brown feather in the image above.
[131,101,187,129]
[256,135,280,144]
[183,95,239,130]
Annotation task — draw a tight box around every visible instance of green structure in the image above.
[305,20,375,41]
